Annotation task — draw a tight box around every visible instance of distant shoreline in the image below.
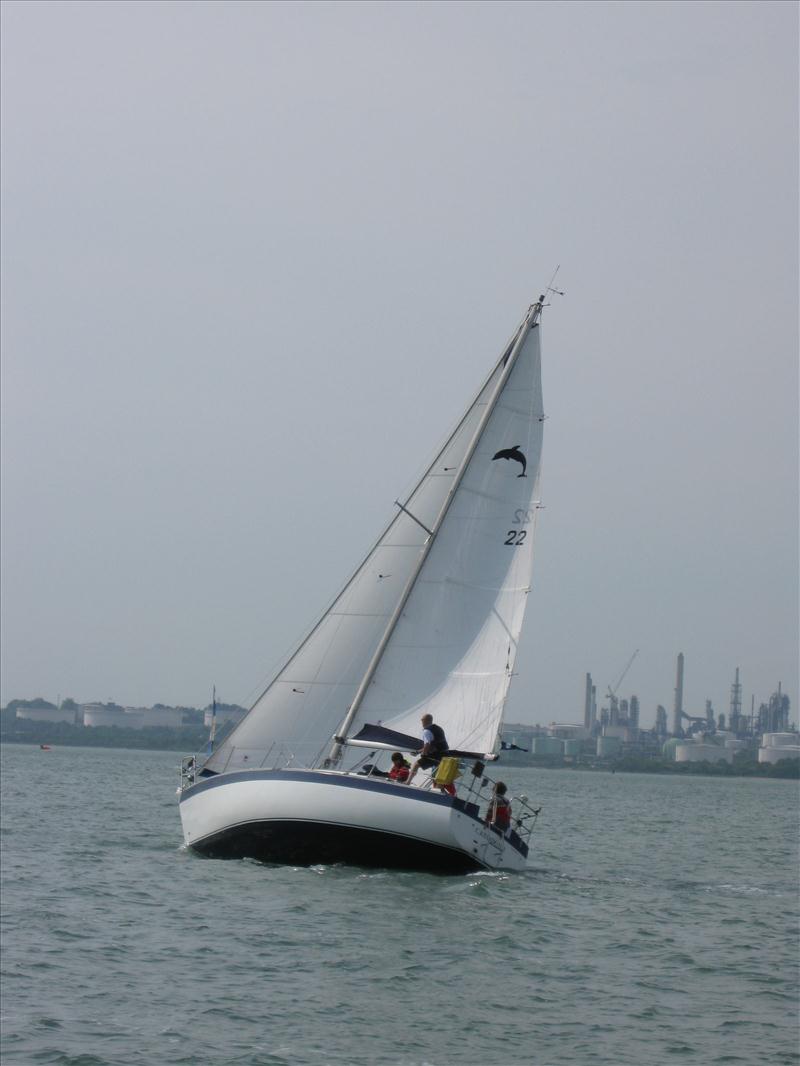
[0,719,220,753]
[1,732,204,753]
[2,728,797,778]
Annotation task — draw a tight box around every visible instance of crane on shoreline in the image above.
[605,649,639,718]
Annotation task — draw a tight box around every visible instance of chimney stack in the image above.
[673,652,684,736]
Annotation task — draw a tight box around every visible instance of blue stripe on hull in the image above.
[188,818,489,875]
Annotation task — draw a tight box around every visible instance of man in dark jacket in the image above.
[407,713,449,784]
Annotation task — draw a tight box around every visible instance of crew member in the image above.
[388,752,411,783]
[407,714,449,784]
[485,781,511,834]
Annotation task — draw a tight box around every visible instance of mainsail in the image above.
[205,306,544,774]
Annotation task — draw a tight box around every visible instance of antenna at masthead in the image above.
[545,264,565,298]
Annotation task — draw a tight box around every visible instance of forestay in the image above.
[203,317,537,774]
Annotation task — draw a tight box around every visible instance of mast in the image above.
[206,685,217,757]
[326,296,545,765]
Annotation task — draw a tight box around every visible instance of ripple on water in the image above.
[29,1054,109,1065]
[1,750,798,1066]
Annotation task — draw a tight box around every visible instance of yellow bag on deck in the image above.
[433,757,461,786]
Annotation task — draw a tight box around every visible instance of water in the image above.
[1,745,797,1066]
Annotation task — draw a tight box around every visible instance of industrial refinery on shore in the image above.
[3,653,797,770]
[501,653,799,768]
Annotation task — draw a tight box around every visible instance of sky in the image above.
[1,0,797,728]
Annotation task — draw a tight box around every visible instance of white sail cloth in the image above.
[205,316,543,774]
[350,325,543,755]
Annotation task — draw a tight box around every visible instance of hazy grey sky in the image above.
[2,0,797,727]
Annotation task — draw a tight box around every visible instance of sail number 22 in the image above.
[504,508,532,545]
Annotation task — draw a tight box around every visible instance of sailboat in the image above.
[179,294,548,873]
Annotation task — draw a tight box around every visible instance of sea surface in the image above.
[1,745,798,1066]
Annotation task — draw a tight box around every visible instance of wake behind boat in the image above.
[179,294,549,872]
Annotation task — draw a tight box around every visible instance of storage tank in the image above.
[758,745,800,764]
[14,706,77,725]
[762,733,800,748]
[662,738,682,761]
[83,707,126,728]
[597,735,622,758]
[758,738,800,764]
[532,736,562,756]
[562,740,581,757]
[675,743,733,764]
[136,707,186,729]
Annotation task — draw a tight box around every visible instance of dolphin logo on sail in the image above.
[492,445,527,477]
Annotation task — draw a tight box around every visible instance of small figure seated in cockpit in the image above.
[485,781,511,835]
[388,752,411,783]
[358,752,410,782]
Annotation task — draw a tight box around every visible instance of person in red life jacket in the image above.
[388,752,411,783]
[485,781,511,834]
[407,714,450,785]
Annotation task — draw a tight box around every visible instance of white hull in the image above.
[179,769,529,874]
